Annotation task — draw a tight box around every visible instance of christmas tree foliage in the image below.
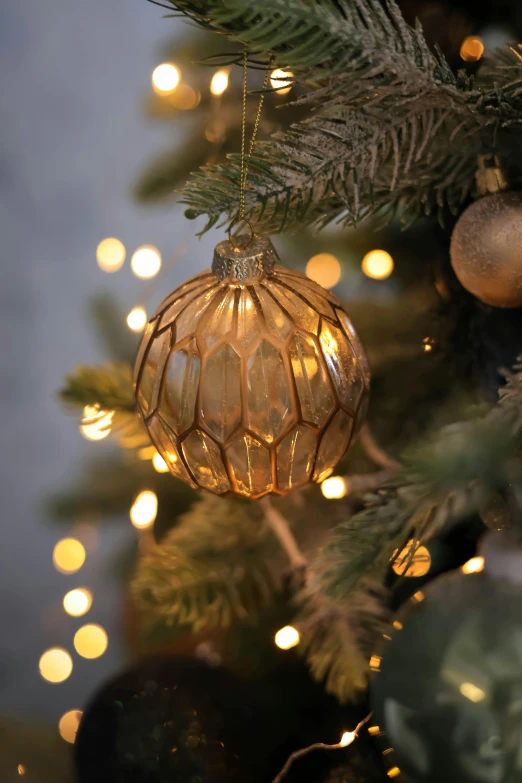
[62,1,522,781]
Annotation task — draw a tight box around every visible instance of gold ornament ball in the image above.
[134,236,369,499]
[450,191,522,308]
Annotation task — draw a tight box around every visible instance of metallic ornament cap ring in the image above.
[212,235,279,284]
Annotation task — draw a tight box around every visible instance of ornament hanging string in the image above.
[229,48,272,250]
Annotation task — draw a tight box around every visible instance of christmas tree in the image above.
[59,1,522,781]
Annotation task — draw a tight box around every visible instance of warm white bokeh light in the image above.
[270,68,294,95]
[127,306,147,332]
[59,709,83,743]
[306,253,342,289]
[53,539,86,574]
[321,476,347,499]
[339,731,355,747]
[39,648,73,683]
[460,36,484,62]
[130,245,162,279]
[130,490,158,529]
[74,624,108,659]
[152,63,180,94]
[210,69,229,96]
[275,625,300,650]
[153,452,169,473]
[96,237,126,273]
[392,541,431,577]
[80,404,114,441]
[63,588,92,617]
[459,681,486,703]
[361,249,394,280]
[462,556,485,574]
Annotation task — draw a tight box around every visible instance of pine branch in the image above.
[60,363,136,414]
[133,496,285,632]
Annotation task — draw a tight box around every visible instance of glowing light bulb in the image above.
[130,490,158,529]
[80,404,114,441]
[131,245,162,279]
[270,68,293,94]
[392,541,431,577]
[362,249,394,280]
[18,765,26,776]
[58,710,83,743]
[127,306,147,332]
[63,588,92,617]
[170,84,200,110]
[53,539,86,574]
[210,69,229,96]
[339,731,355,747]
[96,237,126,273]
[152,62,180,94]
[275,625,300,650]
[306,253,342,289]
[459,681,486,703]
[462,556,485,574]
[153,452,169,473]
[369,655,381,671]
[387,768,401,779]
[368,726,381,736]
[39,648,73,683]
[74,624,108,659]
[460,36,484,62]
[321,476,347,499]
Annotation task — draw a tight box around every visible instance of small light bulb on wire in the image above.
[210,69,229,96]
[275,625,300,650]
[152,452,168,473]
[462,556,485,574]
[130,245,162,279]
[460,36,484,63]
[339,731,356,747]
[321,476,347,499]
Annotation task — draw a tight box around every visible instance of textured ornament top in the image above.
[134,237,370,498]
[212,234,277,284]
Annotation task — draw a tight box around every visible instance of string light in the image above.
[459,681,486,703]
[369,655,381,671]
[58,710,83,743]
[131,245,162,279]
[63,588,92,617]
[462,556,485,574]
[306,253,342,289]
[387,767,401,779]
[17,765,26,776]
[339,731,356,747]
[96,237,126,273]
[422,336,435,353]
[153,452,169,473]
[74,624,108,659]
[321,476,347,499]
[53,538,86,574]
[39,648,73,683]
[362,249,394,280]
[130,490,158,529]
[210,69,229,96]
[275,625,300,650]
[169,84,201,110]
[80,404,114,441]
[368,725,381,736]
[412,590,425,603]
[460,36,484,62]
[392,541,431,577]
[270,68,293,94]
[127,306,147,332]
[152,63,180,94]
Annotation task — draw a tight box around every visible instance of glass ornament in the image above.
[134,236,369,498]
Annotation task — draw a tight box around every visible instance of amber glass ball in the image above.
[134,241,369,498]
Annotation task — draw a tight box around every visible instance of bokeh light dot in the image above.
[462,556,485,574]
[275,625,300,650]
[152,452,169,473]
[460,36,484,62]
[63,588,92,617]
[58,710,83,744]
[321,476,347,499]
[96,238,126,273]
[210,69,229,96]
[130,490,158,529]
[39,648,73,683]
[152,62,180,94]
[74,624,108,659]
[127,306,147,332]
[130,245,162,279]
[361,249,394,280]
[306,253,342,289]
[270,68,294,94]
[53,539,86,574]
[80,404,113,441]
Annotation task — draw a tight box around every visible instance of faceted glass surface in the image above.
[135,262,369,498]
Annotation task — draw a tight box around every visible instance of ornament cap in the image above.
[212,235,278,284]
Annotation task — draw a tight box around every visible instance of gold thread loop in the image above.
[228,216,255,250]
